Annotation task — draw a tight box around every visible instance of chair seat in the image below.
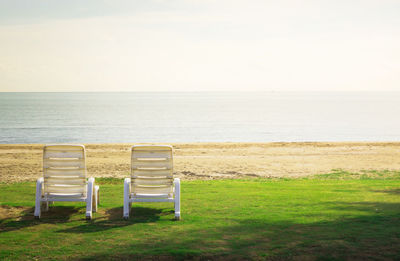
[131,193,171,199]
[44,193,86,200]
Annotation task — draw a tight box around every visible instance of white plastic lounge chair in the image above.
[123,145,181,220]
[34,145,99,220]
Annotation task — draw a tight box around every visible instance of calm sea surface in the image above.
[0,92,399,144]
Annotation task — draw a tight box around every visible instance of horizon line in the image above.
[1,90,400,93]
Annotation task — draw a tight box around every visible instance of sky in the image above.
[0,0,399,92]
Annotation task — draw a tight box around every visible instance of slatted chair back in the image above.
[131,145,173,197]
[43,145,87,199]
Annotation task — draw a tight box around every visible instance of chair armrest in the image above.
[173,178,180,186]
[123,178,132,218]
[87,177,95,197]
[173,178,181,220]
[173,178,180,195]
[36,177,44,196]
[34,177,45,218]
[88,177,95,184]
[124,178,131,193]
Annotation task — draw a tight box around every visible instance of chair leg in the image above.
[123,178,131,219]
[97,186,100,205]
[86,178,94,220]
[174,178,181,220]
[34,204,41,219]
[34,178,44,219]
[93,185,99,213]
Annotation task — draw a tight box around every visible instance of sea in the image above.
[0,92,399,144]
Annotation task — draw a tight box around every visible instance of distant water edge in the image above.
[1,92,400,144]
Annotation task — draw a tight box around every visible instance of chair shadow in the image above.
[371,188,400,195]
[0,205,81,233]
[1,204,175,234]
[57,206,174,234]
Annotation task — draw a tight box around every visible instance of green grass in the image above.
[1,174,400,260]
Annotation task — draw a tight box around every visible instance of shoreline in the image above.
[1,142,400,183]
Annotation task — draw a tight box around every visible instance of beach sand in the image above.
[1,142,400,183]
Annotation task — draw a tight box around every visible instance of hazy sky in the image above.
[0,0,399,92]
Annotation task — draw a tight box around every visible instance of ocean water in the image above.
[0,92,399,144]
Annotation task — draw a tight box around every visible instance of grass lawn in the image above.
[1,171,400,260]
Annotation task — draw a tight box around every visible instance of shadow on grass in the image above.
[57,206,173,233]
[0,206,80,233]
[76,201,400,260]
[0,205,175,234]
[372,188,400,195]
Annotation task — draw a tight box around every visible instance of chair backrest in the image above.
[131,145,173,197]
[43,145,87,197]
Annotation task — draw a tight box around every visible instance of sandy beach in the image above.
[0,142,399,183]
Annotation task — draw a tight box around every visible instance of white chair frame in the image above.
[34,145,99,220]
[123,145,181,220]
